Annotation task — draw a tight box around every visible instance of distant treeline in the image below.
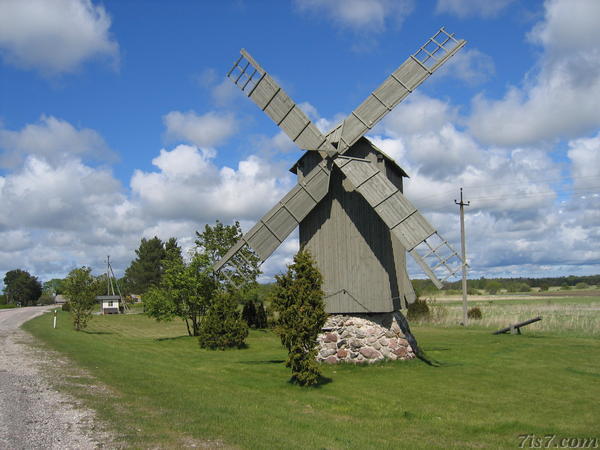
[411,274,600,294]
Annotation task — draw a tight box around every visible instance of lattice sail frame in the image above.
[214,27,466,288]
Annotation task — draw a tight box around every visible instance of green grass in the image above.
[0,304,17,309]
[23,311,600,449]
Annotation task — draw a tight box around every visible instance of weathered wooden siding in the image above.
[298,141,416,313]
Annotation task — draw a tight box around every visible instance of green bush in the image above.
[198,292,249,350]
[467,307,482,320]
[241,300,257,327]
[407,298,430,321]
[61,301,71,311]
[271,249,327,387]
[560,283,571,291]
[575,282,589,289]
[256,302,268,329]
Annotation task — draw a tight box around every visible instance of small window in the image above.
[108,301,113,307]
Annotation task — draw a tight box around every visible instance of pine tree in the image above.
[271,249,327,386]
[198,291,249,350]
[241,299,257,327]
[124,237,166,294]
[256,302,268,329]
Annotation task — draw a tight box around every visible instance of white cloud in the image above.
[435,0,515,18]
[131,144,293,224]
[0,0,119,75]
[294,0,414,32]
[0,115,115,168]
[433,48,495,86]
[468,0,600,146]
[379,92,457,136]
[0,156,123,231]
[567,132,600,190]
[527,0,600,56]
[163,111,238,148]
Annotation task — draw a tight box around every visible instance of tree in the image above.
[485,280,502,295]
[256,302,268,329]
[144,252,217,336]
[124,237,166,294]
[63,267,99,331]
[42,278,64,296]
[271,249,327,386]
[3,269,42,306]
[241,299,257,327]
[198,291,249,350]
[195,220,261,291]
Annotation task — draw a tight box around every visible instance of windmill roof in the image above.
[289,136,410,179]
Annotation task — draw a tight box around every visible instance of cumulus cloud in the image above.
[0,0,119,75]
[468,0,600,146]
[435,0,515,18]
[0,115,116,168]
[372,85,600,277]
[131,144,294,223]
[294,0,414,33]
[433,48,495,86]
[163,111,238,148]
[567,132,600,190]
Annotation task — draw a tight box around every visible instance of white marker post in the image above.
[53,309,57,329]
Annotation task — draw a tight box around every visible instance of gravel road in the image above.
[0,306,115,449]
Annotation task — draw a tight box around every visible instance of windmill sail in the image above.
[333,156,462,288]
[336,28,466,154]
[213,160,331,273]
[228,50,335,156]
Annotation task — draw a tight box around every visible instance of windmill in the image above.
[214,28,466,361]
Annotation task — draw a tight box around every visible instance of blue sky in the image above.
[1,0,599,284]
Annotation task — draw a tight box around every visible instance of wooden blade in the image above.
[228,49,335,156]
[335,28,466,153]
[334,156,462,288]
[213,160,331,273]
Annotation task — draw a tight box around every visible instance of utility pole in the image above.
[455,188,470,326]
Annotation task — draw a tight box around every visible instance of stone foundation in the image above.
[316,313,415,364]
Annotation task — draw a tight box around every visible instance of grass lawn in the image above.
[23,311,600,449]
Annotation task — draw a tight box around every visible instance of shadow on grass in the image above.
[238,359,285,365]
[155,335,194,342]
[287,375,333,388]
[81,330,114,335]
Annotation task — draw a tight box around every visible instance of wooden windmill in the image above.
[214,28,466,315]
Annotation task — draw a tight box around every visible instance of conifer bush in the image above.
[198,291,249,350]
[271,249,327,386]
[241,300,257,327]
[255,302,268,328]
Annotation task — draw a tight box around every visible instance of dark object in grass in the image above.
[467,307,482,320]
[407,298,430,321]
[493,316,542,335]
